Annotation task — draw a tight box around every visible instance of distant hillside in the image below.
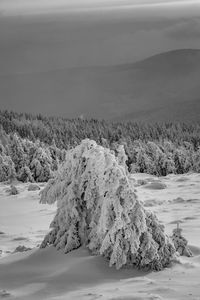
[1,49,200,122]
[117,49,200,122]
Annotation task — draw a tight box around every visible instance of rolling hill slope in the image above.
[1,49,200,121]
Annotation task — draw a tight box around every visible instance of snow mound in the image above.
[13,245,32,253]
[143,199,164,207]
[28,183,40,191]
[40,139,175,270]
[143,182,167,190]
[171,197,199,204]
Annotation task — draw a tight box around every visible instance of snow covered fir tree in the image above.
[172,222,193,257]
[40,139,175,270]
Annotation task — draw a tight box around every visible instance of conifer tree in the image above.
[40,139,175,270]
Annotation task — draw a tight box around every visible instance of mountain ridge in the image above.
[1,48,200,122]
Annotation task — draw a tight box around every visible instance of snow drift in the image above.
[40,139,175,270]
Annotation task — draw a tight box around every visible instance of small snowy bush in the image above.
[40,139,175,270]
[172,223,193,257]
[9,185,19,195]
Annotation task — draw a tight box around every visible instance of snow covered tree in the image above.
[192,147,200,172]
[30,147,52,182]
[131,147,153,174]
[9,133,25,174]
[173,147,191,174]
[172,223,192,257]
[17,166,34,183]
[40,139,175,270]
[0,143,16,182]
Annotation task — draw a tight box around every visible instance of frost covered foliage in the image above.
[18,166,34,183]
[0,129,66,183]
[30,147,52,182]
[2,116,200,178]
[172,225,193,257]
[40,139,175,270]
[0,144,16,182]
[129,141,176,176]
[128,140,199,175]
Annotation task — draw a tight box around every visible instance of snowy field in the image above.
[0,173,200,300]
[0,182,56,257]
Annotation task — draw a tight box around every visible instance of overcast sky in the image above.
[0,0,200,116]
[1,0,200,71]
[1,0,200,15]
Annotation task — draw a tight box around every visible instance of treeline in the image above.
[0,110,200,180]
[1,110,200,149]
[0,129,66,182]
[126,139,200,176]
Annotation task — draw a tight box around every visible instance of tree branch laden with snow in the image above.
[40,139,175,270]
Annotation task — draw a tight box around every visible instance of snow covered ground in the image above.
[0,182,56,257]
[0,173,200,300]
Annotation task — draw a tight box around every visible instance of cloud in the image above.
[1,0,200,16]
[166,18,200,40]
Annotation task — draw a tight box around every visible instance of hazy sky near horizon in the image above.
[0,0,200,117]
